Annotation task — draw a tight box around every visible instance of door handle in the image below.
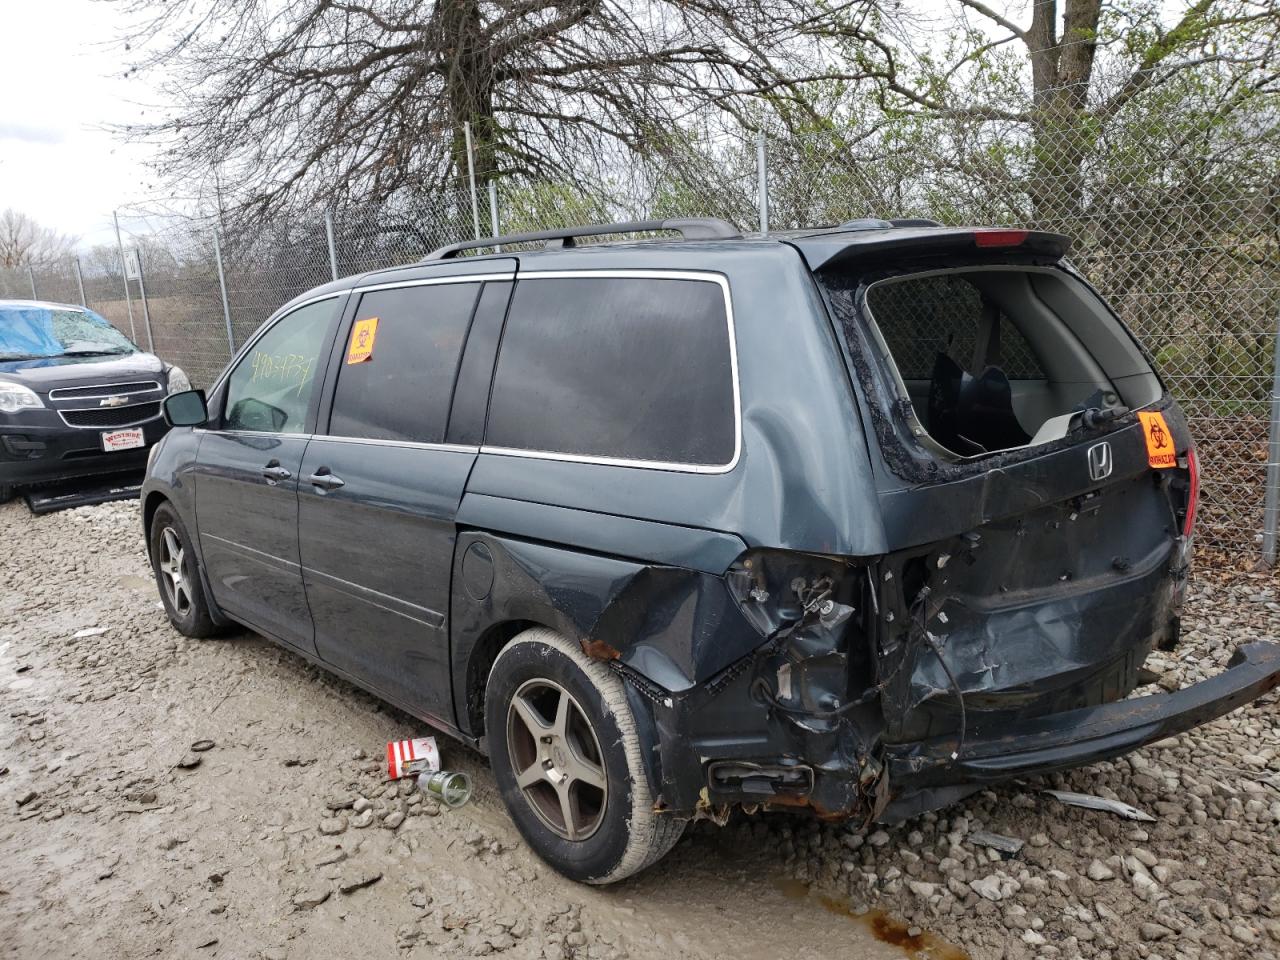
[306,470,345,491]
[262,462,292,483]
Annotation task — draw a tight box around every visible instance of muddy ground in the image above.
[1,499,1278,960]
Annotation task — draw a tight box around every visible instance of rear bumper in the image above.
[881,640,1280,819]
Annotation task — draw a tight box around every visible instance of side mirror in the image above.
[227,397,288,432]
[163,389,208,427]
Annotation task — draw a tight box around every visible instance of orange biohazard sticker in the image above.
[1137,411,1176,468]
[346,317,379,364]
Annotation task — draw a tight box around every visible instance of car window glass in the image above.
[485,276,735,466]
[223,298,336,433]
[328,283,480,444]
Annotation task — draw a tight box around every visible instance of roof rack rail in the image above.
[423,217,741,260]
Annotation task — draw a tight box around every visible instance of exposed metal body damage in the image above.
[875,474,1182,750]
[451,530,880,820]
[452,507,1280,828]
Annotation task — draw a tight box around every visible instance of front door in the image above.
[299,277,510,721]
[194,295,343,654]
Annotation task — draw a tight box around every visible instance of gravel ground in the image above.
[1,498,1278,960]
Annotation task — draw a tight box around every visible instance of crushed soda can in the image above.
[386,736,440,780]
[417,769,473,808]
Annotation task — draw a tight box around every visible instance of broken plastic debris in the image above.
[968,830,1025,855]
[1042,789,1157,822]
[386,736,440,780]
[417,770,473,809]
[73,627,109,638]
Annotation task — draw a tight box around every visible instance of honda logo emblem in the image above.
[99,395,129,408]
[1087,441,1113,482]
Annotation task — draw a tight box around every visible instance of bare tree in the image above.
[0,210,77,269]
[112,0,882,221]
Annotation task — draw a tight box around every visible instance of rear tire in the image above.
[486,627,685,884]
[0,484,14,505]
[149,502,219,638]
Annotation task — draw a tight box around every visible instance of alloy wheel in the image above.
[506,677,608,841]
[158,526,192,617]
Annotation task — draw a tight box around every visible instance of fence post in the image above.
[113,211,138,342]
[464,121,482,240]
[1261,313,1280,566]
[213,230,236,354]
[488,180,502,253]
[756,132,769,235]
[26,265,37,300]
[324,210,339,282]
[135,249,155,352]
[73,257,87,307]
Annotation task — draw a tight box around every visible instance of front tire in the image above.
[0,484,14,505]
[486,627,685,884]
[150,502,219,638]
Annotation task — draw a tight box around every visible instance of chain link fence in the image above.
[0,120,1276,561]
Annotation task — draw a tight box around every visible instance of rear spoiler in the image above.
[788,226,1071,271]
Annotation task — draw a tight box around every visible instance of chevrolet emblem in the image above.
[99,395,129,408]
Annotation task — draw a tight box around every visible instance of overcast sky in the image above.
[0,0,990,253]
[0,0,1095,253]
[0,0,158,248]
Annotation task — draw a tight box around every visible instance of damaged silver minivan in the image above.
[143,217,1280,884]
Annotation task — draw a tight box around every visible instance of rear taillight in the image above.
[1183,445,1199,538]
[973,229,1029,248]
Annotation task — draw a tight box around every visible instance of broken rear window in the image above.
[821,264,1163,463]
[867,274,1045,381]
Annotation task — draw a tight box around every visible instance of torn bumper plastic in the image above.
[882,640,1280,816]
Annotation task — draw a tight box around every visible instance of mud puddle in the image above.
[774,876,968,959]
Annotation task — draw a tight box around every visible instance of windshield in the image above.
[0,305,138,360]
